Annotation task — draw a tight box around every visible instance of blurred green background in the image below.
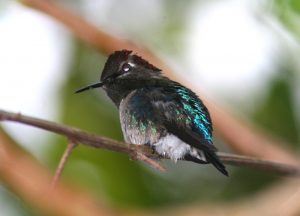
[0,0,300,215]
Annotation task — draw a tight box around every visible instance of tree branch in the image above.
[217,152,300,176]
[1,109,299,176]
[0,110,164,172]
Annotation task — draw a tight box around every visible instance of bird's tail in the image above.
[204,151,228,176]
[185,150,228,176]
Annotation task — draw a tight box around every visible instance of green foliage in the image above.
[275,0,300,15]
[252,74,299,146]
[272,0,300,38]
[290,0,300,14]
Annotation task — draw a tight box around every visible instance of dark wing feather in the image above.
[148,82,214,146]
[146,83,228,176]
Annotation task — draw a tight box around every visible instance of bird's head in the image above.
[75,50,162,94]
[75,50,164,105]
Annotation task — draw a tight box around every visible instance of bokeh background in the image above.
[0,0,300,215]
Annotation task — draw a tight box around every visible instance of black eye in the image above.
[121,63,132,72]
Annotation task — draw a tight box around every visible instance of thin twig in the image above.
[50,140,78,190]
[134,151,166,172]
[1,109,300,176]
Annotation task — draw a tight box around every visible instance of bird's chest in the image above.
[119,93,162,145]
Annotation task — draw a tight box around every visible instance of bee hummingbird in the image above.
[76,50,228,176]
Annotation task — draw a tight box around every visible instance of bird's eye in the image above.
[121,63,132,73]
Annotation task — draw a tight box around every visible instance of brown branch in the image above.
[1,109,299,177]
[217,152,300,176]
[0,110,164,172]
[50,140,78,190]
[20,0,300,165]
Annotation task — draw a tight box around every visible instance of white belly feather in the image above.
[153,134,206,162]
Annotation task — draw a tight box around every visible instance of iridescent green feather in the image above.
[176,87,213,143]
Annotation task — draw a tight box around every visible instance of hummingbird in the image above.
[75,50,228,176]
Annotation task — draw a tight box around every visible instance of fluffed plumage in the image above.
[76,50,228,176]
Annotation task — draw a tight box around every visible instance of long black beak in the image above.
[75,82,104,94]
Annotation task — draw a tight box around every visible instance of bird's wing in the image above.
[146,83,215,152]
[148,82,228,175]
[146,84,228,175]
